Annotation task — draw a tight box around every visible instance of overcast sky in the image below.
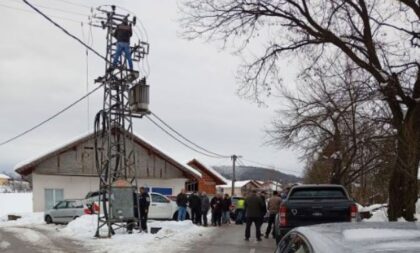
[0,0,303,176]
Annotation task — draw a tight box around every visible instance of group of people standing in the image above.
[176,190,233,227]
[175,188,284,242]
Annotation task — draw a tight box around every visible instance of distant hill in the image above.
[212,165,302,184]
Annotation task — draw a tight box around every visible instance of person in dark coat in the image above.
[109,18,133,72]
[176,189,188,221]
[188,192,202,224]
[200,191,210,226]
[221,194,232,224]
[244,190,266,241]
[138,187,150,232]
[210,193,223,226]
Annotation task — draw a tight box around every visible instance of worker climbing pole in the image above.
[91,5,150,238]
[20,1,150,237]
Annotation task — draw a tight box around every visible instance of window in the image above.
[185,180,198,192]
[289,188,346,199]
[68,201,83,208]
[151,193,169,203]
[151,187,173,196]
[45,188,64,210]
[55,201,67,209]
[277,233,312,253]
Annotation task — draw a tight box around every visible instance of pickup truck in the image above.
[274,184,358,244]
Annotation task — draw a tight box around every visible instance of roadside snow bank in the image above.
[0,212,44,227]
[364,208,388,222]
[0,192,32,217]
[62,215,214,253]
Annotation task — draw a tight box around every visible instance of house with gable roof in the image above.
[15,132,201,212]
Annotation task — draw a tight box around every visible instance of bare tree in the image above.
[269,60,394,188]
[180,0,420,221]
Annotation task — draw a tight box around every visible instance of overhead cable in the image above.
[145,115,227,159]
[0,84,104,146]
[239,158,300,174]
[54,0,91,9]
[0,2,80,23]
[22,0,108,63]
[6,0,88,17]
[150,112,231,158]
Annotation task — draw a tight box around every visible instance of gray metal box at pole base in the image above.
[129,84,150,114]
[110,187,135,221]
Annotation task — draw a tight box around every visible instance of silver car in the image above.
[44,199,86,224]
[276,222,420,253]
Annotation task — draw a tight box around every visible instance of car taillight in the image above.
[350,204,357,222]
[93,203,100,213]
[279,205,287,226]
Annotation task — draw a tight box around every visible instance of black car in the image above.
[274,184,358,244]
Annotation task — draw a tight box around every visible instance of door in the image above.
[150,193,172,219]
[65,200,83,223]
[50,200,68,223]
[44,188,64,211]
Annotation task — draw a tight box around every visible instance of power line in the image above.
[54,0,91,9]
[22,0,108,63]
[239,158,300,174]
[150,112,231,158]
[0,2,81,23]
[0,84,104,146]
[6,0,88,17]
[145,115,227,159]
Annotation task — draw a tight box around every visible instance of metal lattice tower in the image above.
[91,5,150,238]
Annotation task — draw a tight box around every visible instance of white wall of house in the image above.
[33,173,188,212]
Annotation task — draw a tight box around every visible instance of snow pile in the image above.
[0,241,11,250]
[62,215,213,253]
[0,212,44,227]
[0,192,33,218]
[0,186,12,193]
[359,203,386,213]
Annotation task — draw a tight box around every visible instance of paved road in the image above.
[185,223,277,253]
[0,225,86,253]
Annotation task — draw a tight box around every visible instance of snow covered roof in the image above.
[218,180,260,188]
[187,159,228,185]
[0,174,10,179]
[14,131,201,179]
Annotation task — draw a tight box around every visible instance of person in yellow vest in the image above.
[235,197,245,224]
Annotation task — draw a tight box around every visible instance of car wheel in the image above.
[275,231,285,246]
[45,215,53,224]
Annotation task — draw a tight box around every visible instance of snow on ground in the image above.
[0,192,32,218]
[362,199,420,222]
[0,241,11,250]
[0,212,44,227]
[62,215,214,253]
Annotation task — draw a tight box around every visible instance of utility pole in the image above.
[231,155,241,196]
[91,5,150,238]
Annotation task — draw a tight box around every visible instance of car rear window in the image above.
[289,187,347,199]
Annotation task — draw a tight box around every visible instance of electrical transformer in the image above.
[129,78,150,114]
[110,186,136,221]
